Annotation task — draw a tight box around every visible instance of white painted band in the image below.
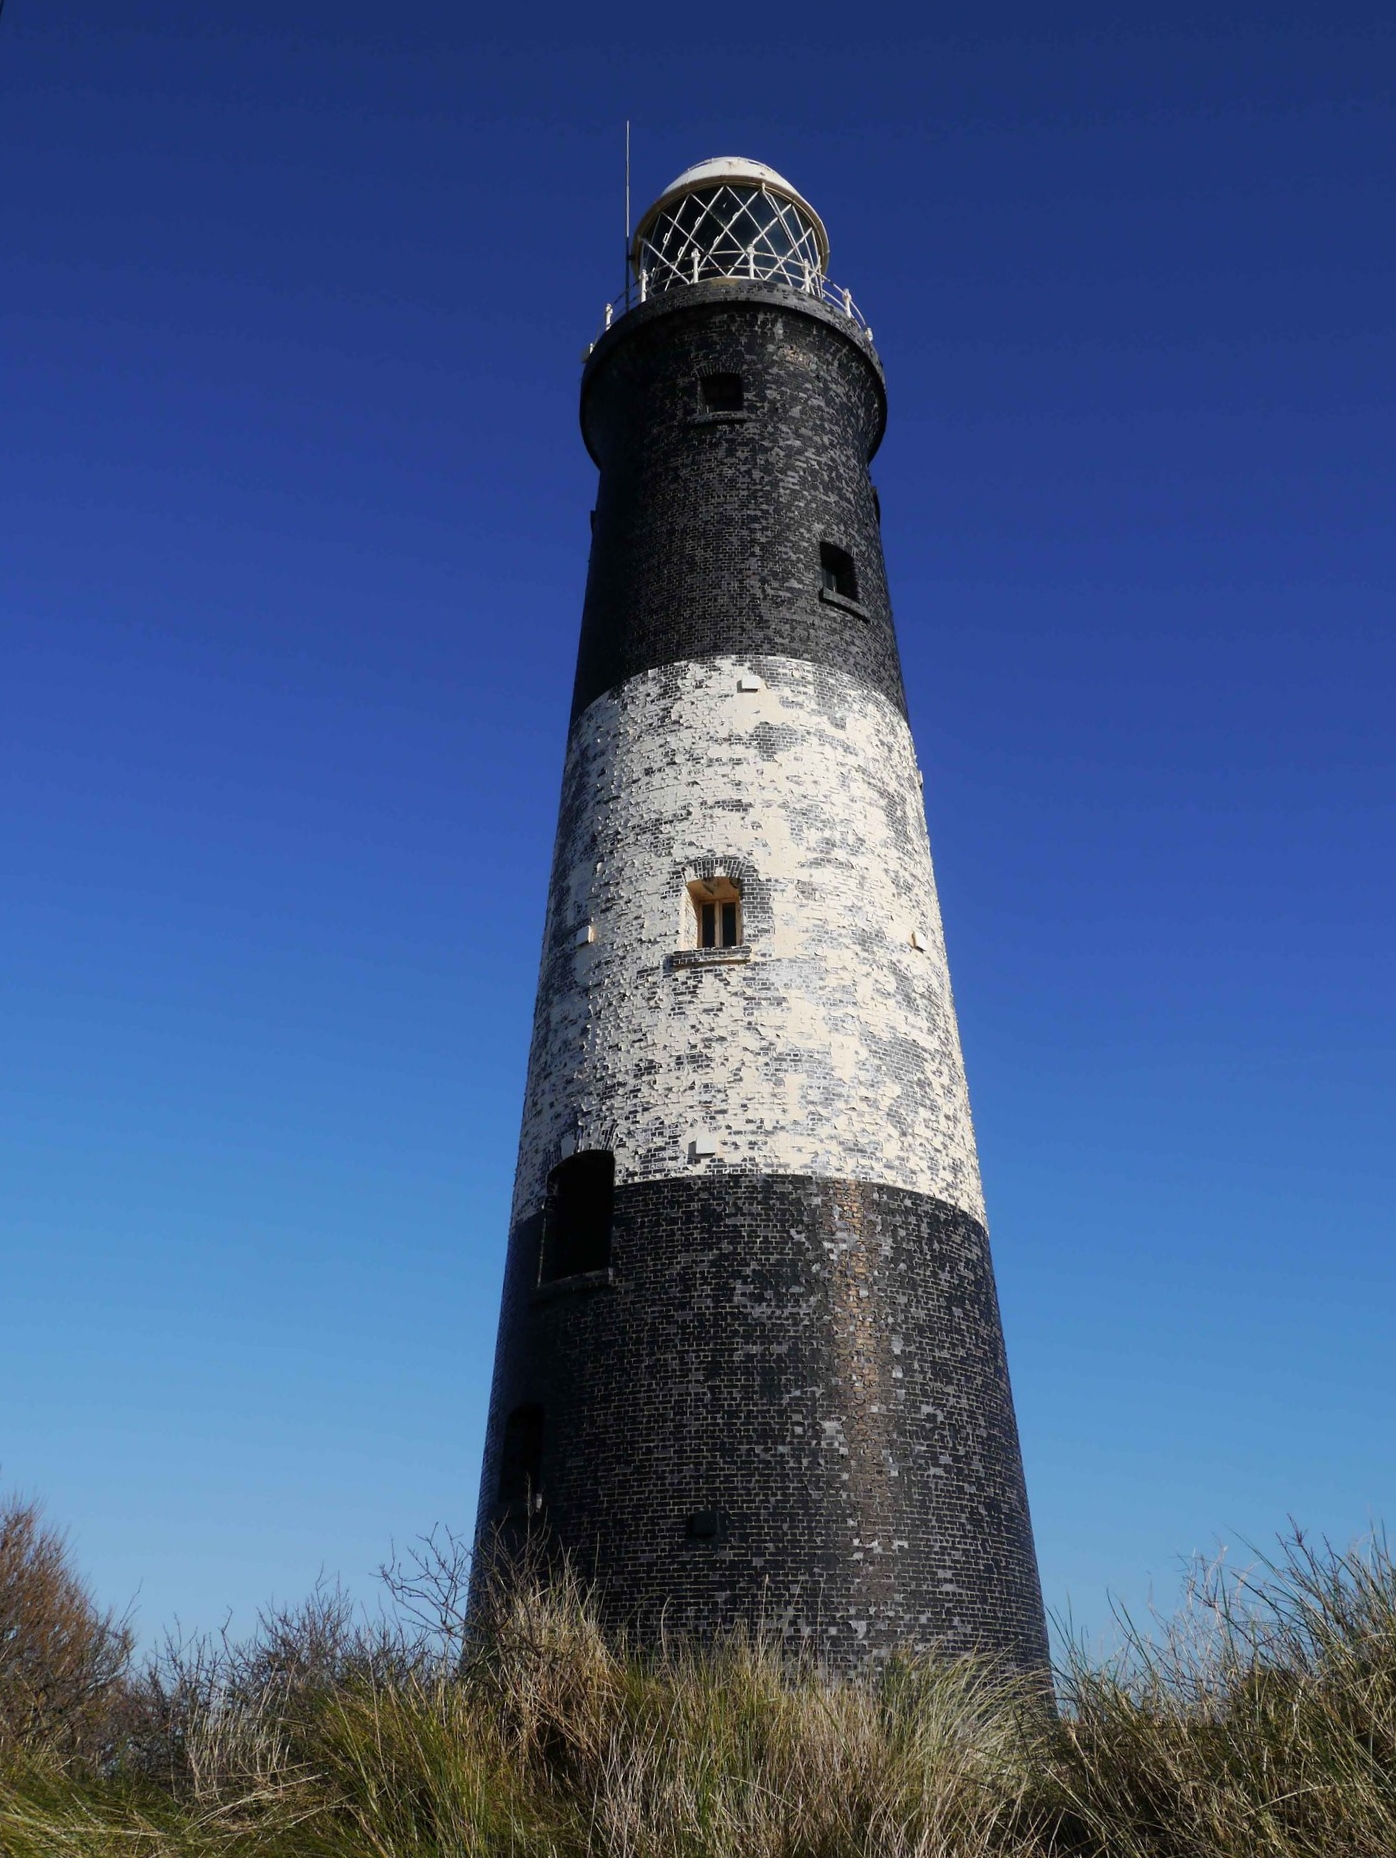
[512,655,986,1226]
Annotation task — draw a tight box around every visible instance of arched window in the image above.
[540,1150,614,1282]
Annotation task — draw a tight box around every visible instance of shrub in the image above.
[0,1494,133,1770]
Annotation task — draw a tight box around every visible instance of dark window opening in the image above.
[685,1509,729,1543]
[498,1405,544,1508]
[820,542,858,602]
[698,901,742,948]
[690,878,742,949]
[540,1150,614,1281]
[700,372,744,412]
[871,485,882,526]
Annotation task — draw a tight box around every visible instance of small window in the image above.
[540,1150,614,1281]
[819,542,858,602]
[700,372,744,412]
[498,1405,544,1507]
[685,1509,729,1543]
[688,877,742,949]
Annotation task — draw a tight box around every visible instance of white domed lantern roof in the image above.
[589,155,871,350]
[632,156,833,298]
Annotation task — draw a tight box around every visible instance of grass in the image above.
[2,1496,1394,1855]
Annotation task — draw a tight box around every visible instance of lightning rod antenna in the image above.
[624,120,632,308]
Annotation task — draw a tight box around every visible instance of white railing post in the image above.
[604,302,613,329]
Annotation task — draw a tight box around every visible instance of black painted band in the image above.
[477,1172,1048,1672]
[572,289,908,724]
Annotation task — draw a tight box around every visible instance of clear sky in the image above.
[1,0,1391,1654]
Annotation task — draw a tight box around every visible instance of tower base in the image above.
[478,1174,1047,1672]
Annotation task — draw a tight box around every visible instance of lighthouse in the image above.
[475,158,1048,1670]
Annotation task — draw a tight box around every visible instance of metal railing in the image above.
[586,266,873,356]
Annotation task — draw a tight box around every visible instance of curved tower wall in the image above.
[476,276,1047,1669]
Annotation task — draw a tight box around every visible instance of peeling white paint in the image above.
[512,654,986,1226]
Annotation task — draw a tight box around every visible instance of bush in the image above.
[0,1494,133,1770]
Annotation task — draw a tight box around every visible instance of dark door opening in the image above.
[540,1150,614,1281]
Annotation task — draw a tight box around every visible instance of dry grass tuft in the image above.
[1046,1530,1396,1857]
[2,1499,1393,1856]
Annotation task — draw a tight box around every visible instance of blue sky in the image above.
[1,0,1391,1652]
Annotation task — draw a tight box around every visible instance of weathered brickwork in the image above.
[512,654,984,1226]
[574,283,903,722]
[478,1174,1048,1671]
[475,261,1048,1672]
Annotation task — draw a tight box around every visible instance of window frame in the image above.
[687,877,743,951]
[819,540,858,602]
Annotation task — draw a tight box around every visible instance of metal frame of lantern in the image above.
[588,172,872,349]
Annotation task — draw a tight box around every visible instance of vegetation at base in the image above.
[2,1492,1394,1855]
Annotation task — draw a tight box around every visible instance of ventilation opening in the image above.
[819,541,858,602]
[497,1405,544,1509]
[700,372,744,412]
[540,1150,614,1281]
[688,876,742,949]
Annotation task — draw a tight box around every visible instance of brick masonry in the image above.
[478,1173,1048,1671]
[475,272,1048,1670]
[574,283,903,723]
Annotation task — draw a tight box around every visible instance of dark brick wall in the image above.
[477,1173,1048,1672]
[572,282,907,723]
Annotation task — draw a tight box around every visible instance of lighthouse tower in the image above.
[475,159,1048,1670]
